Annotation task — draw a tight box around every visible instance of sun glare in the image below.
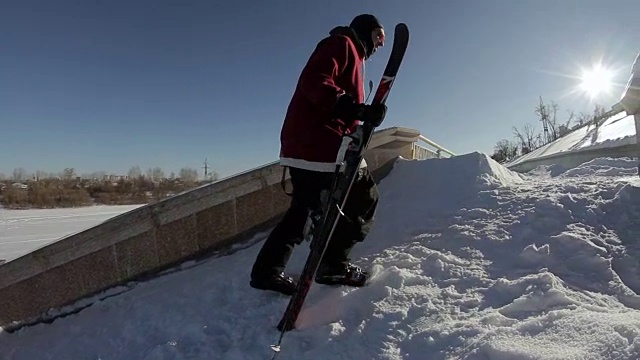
[579,65,613,98]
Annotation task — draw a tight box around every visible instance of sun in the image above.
[579,64,613,98]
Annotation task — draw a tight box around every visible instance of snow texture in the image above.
[0,205,142,262]
[1,153,640,359]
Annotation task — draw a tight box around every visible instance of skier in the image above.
[250,14,388,295]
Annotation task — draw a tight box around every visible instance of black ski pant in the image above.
[250,166,379,280]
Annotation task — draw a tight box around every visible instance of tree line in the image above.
[490,96,610,163]
[1,166,217,183]
[0,166,219,209]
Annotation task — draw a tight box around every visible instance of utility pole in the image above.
[203,158,211,181]
[539,97,550,144]
[202,158,219,182]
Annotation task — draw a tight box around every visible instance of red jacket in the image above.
[279,26,366,172]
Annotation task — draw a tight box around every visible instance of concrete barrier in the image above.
[0,126,430,331]
[505,110,638,174]
[507,142,638,173]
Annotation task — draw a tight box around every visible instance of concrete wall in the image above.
[507,142,638,173]
[507,116,640,173]
[0,126,424,331]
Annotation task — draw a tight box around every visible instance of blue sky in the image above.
[2,0,640,179]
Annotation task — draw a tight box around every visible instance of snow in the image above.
[506,111,636,167]
[0,205,143,262]
[2,152,640,359]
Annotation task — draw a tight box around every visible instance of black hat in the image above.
[349,14,383,58]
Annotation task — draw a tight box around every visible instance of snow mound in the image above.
[356,154,640,358]
[527,163,569,178]
[381,151,523,213]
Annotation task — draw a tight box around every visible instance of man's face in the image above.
[371,27,385,52]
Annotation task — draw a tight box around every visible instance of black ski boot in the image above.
[315,263,369,287]
[250,272,297,296]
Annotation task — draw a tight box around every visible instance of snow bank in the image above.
[1,156,640,360]
[0,205,143,262]
[379,151,523,213]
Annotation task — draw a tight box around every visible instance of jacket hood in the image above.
[349,14,382,59]
[329,26,366,59]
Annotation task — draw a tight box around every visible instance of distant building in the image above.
[102,174,129,181]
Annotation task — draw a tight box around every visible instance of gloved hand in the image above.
[358,102,387,127]
[332,94,387,127]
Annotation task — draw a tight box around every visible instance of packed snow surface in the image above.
[1,152,640,359]
[0,205,142,262]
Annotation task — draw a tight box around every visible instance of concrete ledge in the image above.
[0,126,429,330]
[508,143,639,173]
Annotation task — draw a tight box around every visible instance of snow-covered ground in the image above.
[0,205,143,262]
[1,152,639,360]
[506,110,636,167]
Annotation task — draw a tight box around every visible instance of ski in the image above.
[270,22,409,356]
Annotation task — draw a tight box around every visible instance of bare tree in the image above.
[128,166,142,179]
[554,110,574,138]
[549,101,559,140]
[534,97,549,143]
[512,124,538,154]
[179,167,199,183]
[12,168,27,181]
[62,168,76,181]
[534,96,564,143]
[572,104,606,129]
[491,139,519,163]
[592,104,607,129]
[146,167,165,182]
[577,110,596,127]
[34,170,51,180]
[593,104,606,118]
